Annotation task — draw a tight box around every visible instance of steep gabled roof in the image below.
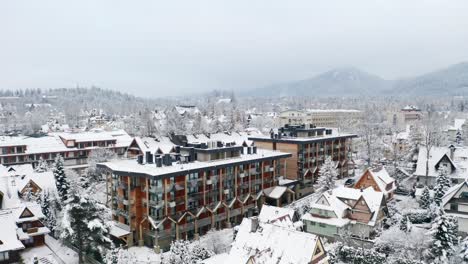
[442,181,468,207]
[225,218,323,264]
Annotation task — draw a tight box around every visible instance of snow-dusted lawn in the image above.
[126,246,161,263]
[45,235,79,264]
[196,228,234,254]
[393,194,419,213]
[21,245,60,264]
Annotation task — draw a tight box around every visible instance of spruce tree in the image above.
[39,190,58,234]
[419,186,431,209]
[433,167,451,206]
[35,157,49,172]
[429,209,458,263]
[53,155,69,202]
[315,156,338,192]
[399,216,411,232]
[459,237,468,262]
[60,175,111,263]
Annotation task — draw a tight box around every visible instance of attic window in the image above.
[0,240,3,245]
[361,201,365,205]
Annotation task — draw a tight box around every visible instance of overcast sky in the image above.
[1,0,468,97]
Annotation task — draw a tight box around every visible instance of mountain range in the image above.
[249,62,468,97]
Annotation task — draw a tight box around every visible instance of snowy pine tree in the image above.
[39,190,58,235]
[459,237,468,262]
[315,156,338,192]
[53,155,69,202]
[60,175,111,263]
[433,168,451,206]
[419,186,431,209]
[163,240,213,264]
[399,216,411,233]
[34,157,49,172]
[61,197,111,263]
[429,209,459,263]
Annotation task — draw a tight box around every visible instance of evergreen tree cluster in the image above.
[53,155,70,202]
[315,156,338,192]
[429,209,459,263]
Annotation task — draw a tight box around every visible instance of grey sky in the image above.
[1,0,468,97]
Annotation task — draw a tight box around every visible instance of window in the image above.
[319,223,326,228]
[450,204,458,211]
[0,252,9,261]
[460,192,468,199]
[310,221,316,226]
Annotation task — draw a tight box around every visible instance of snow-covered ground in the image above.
[45,235,79,264]
[197,228,234,254]
[127,246,161,263]
[21,245,61,264]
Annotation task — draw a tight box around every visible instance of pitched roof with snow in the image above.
[225,218,324,264]
[415,146,468,179]
[258,205,296,224]
[303,186,385,227]
[16,171,57,194]
[356,167,396,195]
[0,211,25,253]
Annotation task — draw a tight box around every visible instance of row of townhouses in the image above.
[0,129,132,168]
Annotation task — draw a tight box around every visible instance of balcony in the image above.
[150,186,164,193]
[27,227,39,234]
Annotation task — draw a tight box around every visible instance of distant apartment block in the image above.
[249,124,357,197]
[0,129,132,168]
[279,109,362,128]
[98,142,291,250]
[388,105,422,130]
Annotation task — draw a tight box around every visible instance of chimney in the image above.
[164,154,172,166]
[189,148,195,162]
[137,155,143,164]
[146,151,153,164]
[156,157,162,167]
[250,217,259,232]
[449,145,456,160]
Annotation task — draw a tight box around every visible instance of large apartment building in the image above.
[98,142,291,250]
[249,124,357,197]
[0,129,132,168]
[278,109,362,128]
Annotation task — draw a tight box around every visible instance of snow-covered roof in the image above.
[109,222,131,238]
[174,105,200,116]
[11,203,45,223]
[225,218,323,264]
[16,171,57,193]
[99,149,290,178]
[357,167,396,196]
[415,146,468,179]
[448,118,466,131]
[0,211,25,252]
[0,130,132,156]
[305,186,385,227]
[258,205,295,224]
[441,181,468,207]
[262,186,288,199]
[132,136,175,154]
[186,131,262,147]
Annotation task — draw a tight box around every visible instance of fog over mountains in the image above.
[250,62,468,97]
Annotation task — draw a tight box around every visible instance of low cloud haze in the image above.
[1,0,468,97]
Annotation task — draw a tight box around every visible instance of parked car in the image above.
[344,178,355,187]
